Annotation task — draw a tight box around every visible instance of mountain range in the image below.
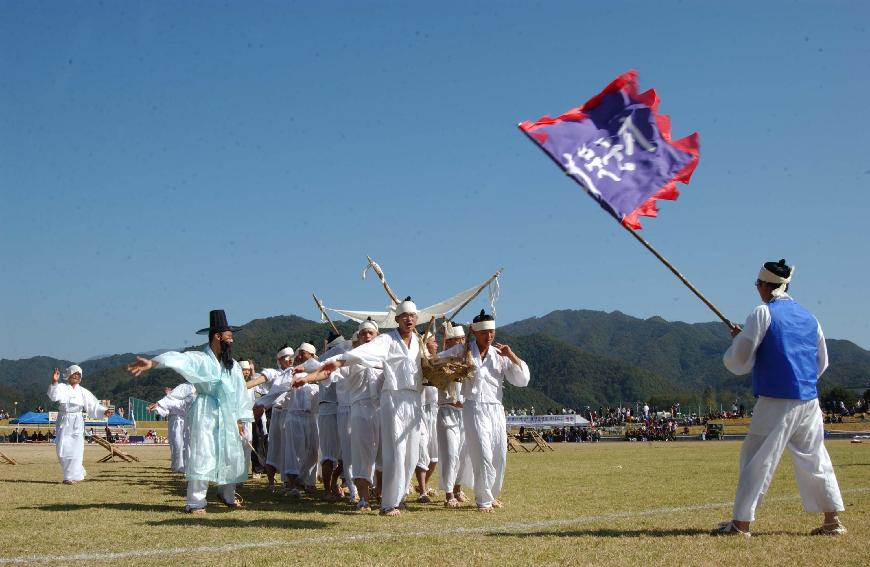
[2,309,868,415]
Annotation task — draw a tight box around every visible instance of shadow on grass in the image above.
[487,527,709,538]
[20,502,182,512]
[144,517,335,529]
[0,479,68,485]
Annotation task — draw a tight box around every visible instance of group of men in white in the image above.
[119,300,531,515]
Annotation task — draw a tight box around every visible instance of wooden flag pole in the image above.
[312,294,341,336]
[621,223,736,331]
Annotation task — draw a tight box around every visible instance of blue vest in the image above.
[752,298,819,400]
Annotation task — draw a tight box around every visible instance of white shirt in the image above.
[723,294,828,376]
[339,330,422,393]
[442,341,530,403]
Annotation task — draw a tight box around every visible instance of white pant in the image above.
[265,408,285,474]
[464,401,507,508]
[286,411,319,485]
[351,399,379,484]
[186,480,236,509]
[168,414,187,473]
[318,408,340,464]
[380,390,422,511]
[733,397,844,521]
[417,403,439,469]
[437,405,472,492]
[337,406,357,498]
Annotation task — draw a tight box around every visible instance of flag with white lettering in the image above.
[518,70,699,229]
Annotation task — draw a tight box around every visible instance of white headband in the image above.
[444,323,465,339]
[358,319,379,333]
[276,347,295,360]
[239,361,252,370]
[297,342,317,356]
[63,365,83,380]
[758,265,794,297]
[395,300,418,316]
[471,320,496,332]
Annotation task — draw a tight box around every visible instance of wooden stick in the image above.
[366,256,401,304]
[312,294,341,336]
[621,223,736,330]
[446,268,503,323]
[0,450,18,465]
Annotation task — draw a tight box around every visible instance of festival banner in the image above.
[506,414,590,427]
[518,70,699,229]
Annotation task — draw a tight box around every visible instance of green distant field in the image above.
[0,441,867,566]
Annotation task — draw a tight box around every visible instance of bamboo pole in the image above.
[621,223,736,331]
[312,294,341,335]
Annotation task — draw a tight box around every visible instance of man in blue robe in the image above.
[127,309,254,513]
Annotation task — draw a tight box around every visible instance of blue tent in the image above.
[9,411,133,426]
[9,411,49,425]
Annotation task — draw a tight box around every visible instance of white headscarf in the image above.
[758,263,794,298]
[63,365,83,381]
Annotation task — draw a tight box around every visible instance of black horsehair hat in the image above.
[196,309,243,335]
[473,309,494,324]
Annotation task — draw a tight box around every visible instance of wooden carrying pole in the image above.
[312,294,341,336]
[621,224,736,331]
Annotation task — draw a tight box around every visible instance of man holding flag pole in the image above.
[519,70,847,537]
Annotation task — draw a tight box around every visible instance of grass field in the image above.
[0,441,867,566]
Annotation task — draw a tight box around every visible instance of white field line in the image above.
[2,487,869,565]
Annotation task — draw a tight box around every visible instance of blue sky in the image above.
[2,1,869,361]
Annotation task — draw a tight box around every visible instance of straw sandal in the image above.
[380,508,401,517]
[223,493,245,509]
[182,505,207,515]
[444,498,460,509]
[810,522,847,536]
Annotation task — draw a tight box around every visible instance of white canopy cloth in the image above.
[322,271,501,329]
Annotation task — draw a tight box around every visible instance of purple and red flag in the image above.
[518,70,699,229]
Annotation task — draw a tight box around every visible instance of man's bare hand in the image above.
[494,343,519,363]
[127,356,154,377]
[52,368,60,384]
[146,403,158,412]
[730,325,743,338]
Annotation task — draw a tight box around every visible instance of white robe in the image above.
[155,383,196,473]
[333,363,382,485]
[443,341,530,507]
[318,341,351,465]
[335,365,357,498]
[47,382,108,481]
[338,330,423,511]
[255,367,292,476]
